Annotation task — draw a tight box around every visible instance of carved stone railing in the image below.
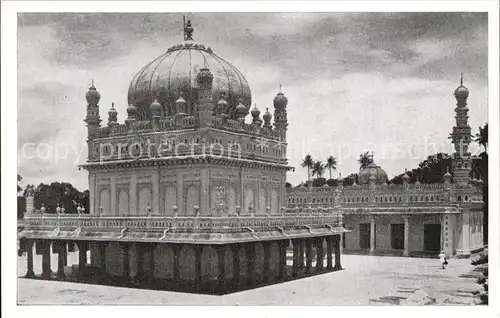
[20,212,343,233]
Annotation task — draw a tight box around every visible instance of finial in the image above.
[460,72,463,86]
[405,168,407,173]
[111,102,115,109]
[92,79,94,86]
[279,84,282,93]
[183,16,194,41]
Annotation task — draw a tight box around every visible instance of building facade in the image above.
[286,78,484,258]
[18,21,346,294]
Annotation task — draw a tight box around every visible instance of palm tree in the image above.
[326,156,337,180]
[475,123,488,153]
[312,161,325,179]
[358,151,373,170]
[17,174,22,195]
[301,154,314,181]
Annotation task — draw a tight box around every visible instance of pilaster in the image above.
[403,215,410,257]
[129,174,137,216]
[110,175,117,215]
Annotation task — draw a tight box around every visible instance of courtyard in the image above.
[17,252,481,305]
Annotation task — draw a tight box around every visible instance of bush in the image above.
[472,252,488,305]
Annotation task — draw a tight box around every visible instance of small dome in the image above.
[251,105,261,117]
[235,100,248,119]
[454,85,469,99]
[359,162,388,185]
[273,91,288,109]
[176,96,187,105]
[150,99,162,111]
[127,103,137,116]
[86,83,101,106]
[263,107,272,122]
[217,94,229,114]
[108,103,118,115]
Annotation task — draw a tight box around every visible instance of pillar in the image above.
[78,241,88,278]
[403,215,409,257]
[292,239,299,277]
[135,243,145,282]
[370,217,376,253]
[41,241,52,279]
[200,169,210,215]
[232,244,240,288]
[262,242,271,283]
[89,174,96,215]
[110,175,117,215]
[334,235,342,269]
[298,239,305,274]
[305,239,313,273]
[316,238,324,272]
[195,245,202,287]
[99,242,107,277]
[326,236,333,269]
[121,243,130,282]
[176,173,184,214]
[217,245,226,290]
[129,174,137,215]
[148,244,156,283]
[152,168,160,214]
[278,240,288,279]
[57,241,66,279]
[246,243,256,286]
[173,245,181,285]
[25,240,35,278]
[63,243,68,267]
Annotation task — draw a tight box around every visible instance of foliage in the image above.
[471,252,488,305]
[285,182,292,188]
[17,174,23,194]
[311,160,326,179]
[18,196,26,220]
[24,182,89,215]
[301,154,314,181]
[312,178,326,188]
[342,173,359,187]
[326,178,338,187]
[389,153,452,184]
[358,152,373,169]
[475,123,488,152]
[325,156,337,180]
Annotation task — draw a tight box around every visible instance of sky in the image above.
[17,12,488,191]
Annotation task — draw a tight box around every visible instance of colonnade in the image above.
[21,235,342,293]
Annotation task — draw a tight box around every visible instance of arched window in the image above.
[457,196,462,202]
[425,196,429,202]
[465,196,469,202]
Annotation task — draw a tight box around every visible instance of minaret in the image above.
[84,80,102,137]
[273,85,288,140]
[196,67,214,128]
[450,73,472,186]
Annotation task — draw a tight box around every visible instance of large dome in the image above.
[128,42,252,120]
[359,162,388,185]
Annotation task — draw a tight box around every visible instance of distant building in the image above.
[18,20,346,293]
[286,76,484,258]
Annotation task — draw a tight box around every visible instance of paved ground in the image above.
[17,252,481,305]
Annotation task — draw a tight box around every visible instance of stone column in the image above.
[217,245,226,290]
[173,245,181,285]
[262,242,271,283]
[403,215,410,257]
[326,236,333,269]
[148,244,156,283]
[246,243,256,286]
[63,243,68,267]
[110,175,117,215]
[316,238,324,272]
[89,174,96,215]
[334,235,342,269]
[278,240,288,280]
[78,241,88,278]
[370,217,376,253]
[56,241,66,279]
[135,243,145,283]
[176,173,184,214]
[25,240,35,278]
[298,239,305,274]
[195,245,203,287]
[200,169,210,215]
[129,174,137,215]
[232,244,240,289]
[99,242,107,277]
[305,239,313,274]
[152,168,160,214]
[121,243,130,282]
[292,239,299,277]
[41,241,52,279]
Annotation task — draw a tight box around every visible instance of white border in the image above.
[2,1,499,318]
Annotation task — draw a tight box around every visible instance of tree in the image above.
[17,174,23,194]
[285,182,292,188]
[28,182,89,214]
[475,123,488,153]
[342,173,359,187]
[326,156,337,180]
[301,154,314,181]
[389,153,452,184]
[358,152,373,170]
[311,161,325,179]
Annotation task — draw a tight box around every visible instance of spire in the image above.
[460,72,463,86]
[279,83,282,93]
[183,16,194,41]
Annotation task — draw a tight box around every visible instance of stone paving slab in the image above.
[17,253,481,305]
